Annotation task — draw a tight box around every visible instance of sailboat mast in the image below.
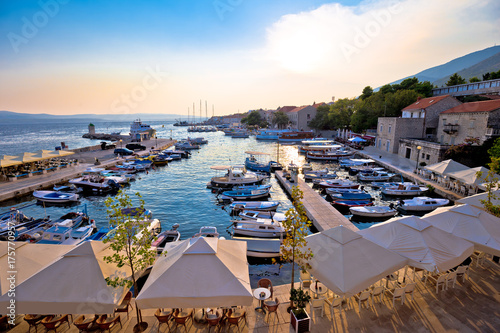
[188,107,189,124]
[193,102,195,125]
[212,104,214,117]
[205,100,207,120]
[200,100,202,123]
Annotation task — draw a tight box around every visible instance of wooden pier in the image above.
[275,170,357,232]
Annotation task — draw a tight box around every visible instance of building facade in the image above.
[398,138,450,167]
[376,117,424,153]
[287,105,318,131]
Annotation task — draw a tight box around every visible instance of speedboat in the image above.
[231,219,286,238]
[349,205,398,218]
[193,226,223,238]
[69,173,120,194]
[33,190,79,204]
[229,201,280,212]
[333,200,374,209]
[244,151,276,174]
[219,188,270,201]
[381,183,429,196]
[397,197,449,212]
[318,179,359,189]
[231,236,282,258]
[239,210,286,222]
[37,221,96,245]
[329,192,372,201]
[152,224,181,254]
[209,165,267,189]
[358,171,397,182]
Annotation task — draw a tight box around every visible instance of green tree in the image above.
[488,137,500,162]
[328,98,356,129]
[469,76,480,83]
[446,73,466,86]
[241,110,264,127]
[480,157,500,217]
[103,190,157,332]
[360,86,373,100]
[308,104,332,130]
[272,111,289,129]
[275,186,313,305]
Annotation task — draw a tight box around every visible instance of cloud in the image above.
[265,0,500,92]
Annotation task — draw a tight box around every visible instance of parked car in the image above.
[101,142,116,150]
[126,143,146,151]
[114,148,134,156]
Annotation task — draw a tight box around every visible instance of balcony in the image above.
[443,124,459,134]
[486,127,500,137]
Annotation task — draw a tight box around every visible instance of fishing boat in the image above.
[219,188,271,201]
[87,226,114,241]
[229,201,280,212]
[33,190,79,204]
[244,151,276,174]
[193,226,223,238]
[306,149,354,161]
[231,236,281,258]
[333,200,374,209]
[37,220,96,245]
[152,224,181,254]
[278,131,315,143]
[232,184,272,191]
[358,171,397,182]
[239,210,286,222]
[318,179,359,189]
[304,171,338,182]
[231,219,286,238]
[152,155,172,166]
[324,188,365,195]
[349,205,398,218]
[381,183,429,196]
[397,197,449,212]
[255,129,291,141]
[209,165,267,189]
[329,192,372,201]
[303,168,329,181]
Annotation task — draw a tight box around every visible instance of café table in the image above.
[310,281,328,298]
[253,287,271,313]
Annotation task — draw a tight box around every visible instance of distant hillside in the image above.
[387,45,500,86]
[0,111,183,123]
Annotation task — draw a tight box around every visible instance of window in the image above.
[469,120,475,129]
[380,125,383,133]
[307,114,311,120]
[426,154,430,160]
[388,126,392,133]
[421,153,425,159]
[386,140,390,152]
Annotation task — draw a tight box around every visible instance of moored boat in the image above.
[306,149,354,161]
[239,210,286,222]
[278,131,315,143]
[333,200,374,209]
[329,192,372,201]
[349,205,398,218]
[33,190,79,204]
[381,183,429,196]
[397,197,449,212]
[152,224,181,254]
[231,236,281,258]
[318,179,359,189]
[209,165,267,189]
[231,219,286,238]
[219,188,271,201]
[229,201,280,212]
[244,151,275,174]
[193,226,223,238]
[357,171,397,182]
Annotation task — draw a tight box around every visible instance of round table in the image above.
[310,282,328,297]
[253,287,271,313]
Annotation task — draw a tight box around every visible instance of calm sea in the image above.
[0,120,379,287]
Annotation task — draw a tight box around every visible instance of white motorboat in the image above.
[358,171,397,182]
[33,190,79,204]
[130,119,156,141]
[306,149,354,161]
[397,197,450,212]
[324,188,365,195]
[349,205,398,218]
[175,140,200,150]
[381,183,429,196]
[209,165,267,189]
[193,226,224,239]
[152,224,181,254]
[339,159,375,168]
[229,201,280,212]
[231,219,286,238]
[231,236,282,258]
[37,222,96,245]
[239,210,286,222]
[301,163,313,173]
[219,188,271,201]
[306,172,338,183]
[318,179,359,189]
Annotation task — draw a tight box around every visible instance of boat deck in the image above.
[275,170,357,232]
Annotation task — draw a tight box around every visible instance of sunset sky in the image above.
[0,0,499,117]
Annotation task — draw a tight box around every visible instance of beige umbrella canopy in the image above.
[424,204,500,257]
[424,159,469,176]
[0,241,131,314]
[136,237,253,309]
[358,216,474,273]
[305,226,408,297]
[457,190,500,210]
[446,166,494,186]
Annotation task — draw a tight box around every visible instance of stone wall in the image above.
[438,109,500,145]
[376,117,424,154]
[399,138,449,166]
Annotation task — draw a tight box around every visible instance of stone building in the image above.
[438,99,500,145]
[376,118,424,153]
[398,138,449,167]
[287,103,324,131]
[400,95,462,140]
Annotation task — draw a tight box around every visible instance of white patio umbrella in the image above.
[358,216,474,273]
[136,237,253,309]
[348,137,366,143]
[457,190,500,209]
[446,166,496,186]
[424,204,500,257]
[305,226,408,297]
[0,241,130,314]
[424,159,469,176]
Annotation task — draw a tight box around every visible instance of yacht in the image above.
[209,165,267,189]
[130,119,156,141]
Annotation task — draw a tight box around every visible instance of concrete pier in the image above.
[0,139,175,203]
[275,170,357,232]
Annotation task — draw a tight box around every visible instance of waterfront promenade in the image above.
[275,170,357,232]
[0,139,175,203]
[4,256,499,332]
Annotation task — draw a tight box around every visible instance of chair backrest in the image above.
[456,265,468,274]
[359,290,371,301]
[310,297,325,307]
[436,274,447,283]
[227,311,245,325]
[206,311,221,326]
[446,271,457,280]
[265,298,280,312]
[404,283,416,293]
[331,297,343,307]
[258,278,273,289]
[300,271,311,281]
[393,287,405,297]
[372,286,384,296]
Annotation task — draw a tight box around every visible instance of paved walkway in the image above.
[275,170,357,232]
[5,257,500,332]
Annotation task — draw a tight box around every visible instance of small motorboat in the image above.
[87,226,114,241]
[318,179,359,189]
[239,210,286,222]
[301,163,313,173]
[33,190,79,204]
[333,200,373,209]
[16,211,88,241]
[397,197,449,212]
[53,184,82,193]
[152,155,172,166]
[229,201,280,212]
[231,219,286,238]
[244,151,276,174]
[306,150,354,161]
[219,188,270,201]
[209,165,267,189]
[231,184,272,191]
[304,170,338,182]
[193,226,224,239]
[358,171,397,182]
[324,188,365,195]
[37,222,96,245]
[329,192,372,201]
[152,224,181,254]
[231,236,281,258]
[349,205,398,218]
[381,183,429,196]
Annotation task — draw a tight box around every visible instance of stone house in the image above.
[438,99,500,145]
[287,103,323,131]
[398,138,449,167]
[376,117,424,153]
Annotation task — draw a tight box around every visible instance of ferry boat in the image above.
[130,119,156,141]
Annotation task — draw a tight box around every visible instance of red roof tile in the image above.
[441,99,500,114]
[402,95,451,111]
[278,106,297,113]
[289,106,310,113]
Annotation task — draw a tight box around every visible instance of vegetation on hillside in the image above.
[241,110,269,128]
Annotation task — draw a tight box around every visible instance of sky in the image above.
[0,0,499,117]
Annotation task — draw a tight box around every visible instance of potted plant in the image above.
[290,287,311,333]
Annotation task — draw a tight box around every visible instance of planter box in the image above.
[290,309,311,333]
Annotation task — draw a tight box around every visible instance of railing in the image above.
[433,78,500,96]
[443,124,459,134]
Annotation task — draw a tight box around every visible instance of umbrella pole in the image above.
[133,307,147,333]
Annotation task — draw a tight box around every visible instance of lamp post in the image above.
[415,145,422,173]
[120,139,122,148]
[155,136,158,148]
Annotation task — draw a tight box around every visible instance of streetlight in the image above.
[415,145,422,173]
[120,139,122,148]
[155,136,158,148]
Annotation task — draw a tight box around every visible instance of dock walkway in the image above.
[275,170,357,232]
[0,139,175,203]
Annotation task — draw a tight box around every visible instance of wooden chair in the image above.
[73,315,97,333]
[154,308,173,332]
[172,309,193,333]
[257,278,273,299]
[96,314,122,333]
[114,290,133,319]
[24,314,45,333]
[40,315,71,332]
[226,309,246,332]
[263,297,280,323]
[205,310,221,333]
